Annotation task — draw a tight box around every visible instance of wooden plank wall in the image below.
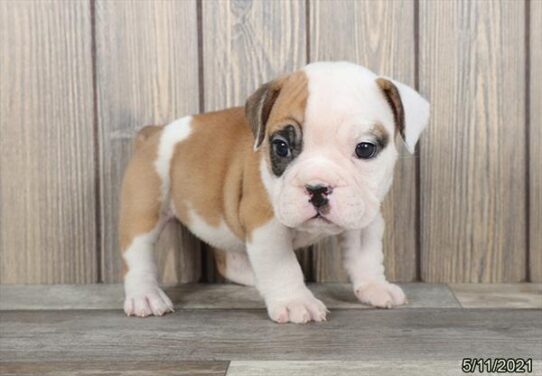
[95,0,201,284]
[0,0,97,283]
[419,0,526,282]
[0,0,537,284]
[530,0,542,282]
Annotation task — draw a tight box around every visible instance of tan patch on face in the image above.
[266,70,309,135]
[256,71,309,179]
[242,70,309,238]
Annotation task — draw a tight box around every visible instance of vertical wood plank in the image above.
[310,0,417,282]
[96,0,201,283]
[419,0,526,282]
[0,0,97,283]
[530,0,542,282]
[201,0,308,280]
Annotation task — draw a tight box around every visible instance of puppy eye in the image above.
[355,142,377,159]
[272,138,290,158]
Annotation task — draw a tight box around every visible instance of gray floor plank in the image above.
[450,283,542,308]
[226,360,542,376]
[1,309,540,362]
[0,361,228,376]
[0,283,459,310]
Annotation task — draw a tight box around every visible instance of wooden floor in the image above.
[1,283,541,375]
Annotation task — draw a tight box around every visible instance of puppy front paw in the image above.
[266,293,329,324]
[124,287,174,317]
[354,281,406,308]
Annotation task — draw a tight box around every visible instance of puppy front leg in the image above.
[340,212,406,308]
[247,220,328,323]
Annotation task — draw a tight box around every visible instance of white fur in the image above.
[182,206,253,285]
[261,62,428,234]
[123,226,174,317]
[262,62,405,233]
[123,62,426,322]
[123,117,193,317]
[154,116,192,201]
[186,207,245,253]
[247,220,328,323]
[252,62,423,316]
[340,212,406,308]
[261,158,342,242]
[379,76,430,153]
[216,251,255,286]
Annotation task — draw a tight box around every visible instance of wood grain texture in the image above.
[419,0,527,282]
[0,361,228,376]
[0,0,97,283]
[1,309,540,362]
[310,0,417,282]
[450,283,542,309]
[201,0,309,278]
[530,0,542,282]
[226,361,479,376]
[0,283,460,310]
[95,0,202,283]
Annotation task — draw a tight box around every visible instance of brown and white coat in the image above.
[119,62,430,323]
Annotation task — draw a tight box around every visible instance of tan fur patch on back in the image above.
[170,108,254,239]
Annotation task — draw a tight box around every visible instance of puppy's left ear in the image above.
[376,78,430,153]
[245,76,287,150]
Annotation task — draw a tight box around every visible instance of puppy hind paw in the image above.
[355,282,406,308]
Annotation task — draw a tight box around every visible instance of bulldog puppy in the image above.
[119,61,430,323]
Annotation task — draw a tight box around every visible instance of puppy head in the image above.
[246,62,430,234]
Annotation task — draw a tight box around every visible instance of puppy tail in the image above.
[133,125,163,151]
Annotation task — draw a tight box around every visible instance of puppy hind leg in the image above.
[120,154,174,317]
[214,249,255,286]
[122,225,174,317]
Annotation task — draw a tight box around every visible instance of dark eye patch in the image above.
[269,124,303,176]
[372,123,390,150]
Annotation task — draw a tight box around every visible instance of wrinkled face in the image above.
[248,62,429,235]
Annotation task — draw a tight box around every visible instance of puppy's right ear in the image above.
[376,77,430,153]
[245,77,286,150]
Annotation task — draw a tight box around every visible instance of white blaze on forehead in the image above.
[155,116,192,200]
[302,62,395,141]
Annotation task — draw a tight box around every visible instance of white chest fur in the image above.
[183,207,331,253]
[292,230,331,249]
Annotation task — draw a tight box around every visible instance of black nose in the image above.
[305,184,330,208]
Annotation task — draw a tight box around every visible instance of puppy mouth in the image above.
[308,212,333,225]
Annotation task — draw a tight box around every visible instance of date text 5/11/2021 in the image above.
[462,358,533,373]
